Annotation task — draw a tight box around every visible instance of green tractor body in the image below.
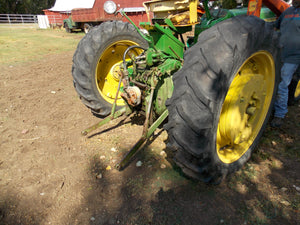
[193,7,276,44]
[120,3,276,117]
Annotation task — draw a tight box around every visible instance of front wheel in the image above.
[165,16,280,183]
[72,21,148,116]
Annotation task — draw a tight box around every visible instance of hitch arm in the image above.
[81,107,131,136]
[115,109,169,170]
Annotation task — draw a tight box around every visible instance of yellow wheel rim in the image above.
[217,51,275,164]
[295,80,300,99]
[95,40,143,105]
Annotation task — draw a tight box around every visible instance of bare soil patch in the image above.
[0,50,299,224]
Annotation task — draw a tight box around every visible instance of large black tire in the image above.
[165,16,280,183]
[72,21,148,116]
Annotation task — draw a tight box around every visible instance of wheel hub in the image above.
[219,74,265,145]
[217,51,275,164]
[111,63,122,81]
[95,40,143,105]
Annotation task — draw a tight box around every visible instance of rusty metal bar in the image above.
[143,86,155,134]
[110,71,123,118]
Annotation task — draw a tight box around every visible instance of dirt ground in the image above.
[0,50,299,225]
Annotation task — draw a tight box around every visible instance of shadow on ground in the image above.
[65,106,300,225]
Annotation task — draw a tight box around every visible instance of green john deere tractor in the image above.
[72,0,298,183]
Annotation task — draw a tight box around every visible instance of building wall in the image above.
[43,10,70,25]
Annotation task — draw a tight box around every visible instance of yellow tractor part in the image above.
[217,51,275,164]
[143,0,199,26]
[295,80,300,99]
[95,40,144,105]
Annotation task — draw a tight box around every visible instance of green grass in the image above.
[0,26,84,65]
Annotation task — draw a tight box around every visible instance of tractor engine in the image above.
[120,45,182,117]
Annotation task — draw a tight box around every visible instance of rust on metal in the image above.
[121,86,142,107]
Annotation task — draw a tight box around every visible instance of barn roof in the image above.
[48,0,96,12]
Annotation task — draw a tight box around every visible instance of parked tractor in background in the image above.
[72,0,298,183]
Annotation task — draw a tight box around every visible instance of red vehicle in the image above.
[63,0,148,33]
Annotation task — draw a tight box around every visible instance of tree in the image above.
[0,0,56,14]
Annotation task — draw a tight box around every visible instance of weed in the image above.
[126,174,147,196]
[252,148,271,161]
[111,135,121,145]
[0,117,9,123]
[242,164,257,181]
[290,196,300,210]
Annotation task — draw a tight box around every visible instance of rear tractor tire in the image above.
[165,16,280,183]
[72,21,148,116]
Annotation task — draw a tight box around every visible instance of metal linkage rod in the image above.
[116,109,169,170]
[81,107,129,136]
